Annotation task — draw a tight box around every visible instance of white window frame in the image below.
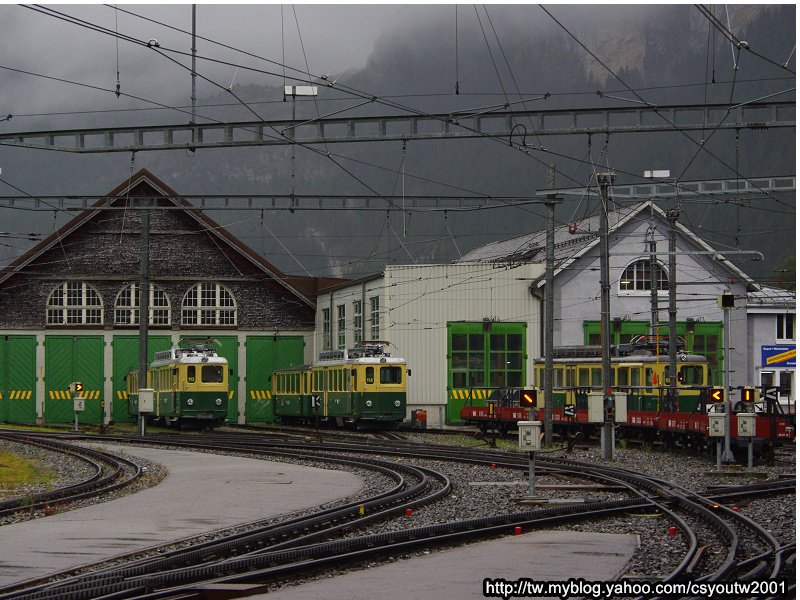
[181,282,237,326]
[370,296,380,340]
[777,313,795,341]
[46,282,103,326]
[619,259,668,293]
[353,300,363,343]
[114,283,171,326]
[337,304,346,350]
[322,308,331,351]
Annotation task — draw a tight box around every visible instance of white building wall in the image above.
[749,309,796,408]
[553,216,751,386]
[316,263,544,427]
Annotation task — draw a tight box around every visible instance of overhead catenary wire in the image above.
[4,3,792,274]
[113,3,121,98]
[19,3,793,207]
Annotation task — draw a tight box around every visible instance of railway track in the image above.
[0,433,143,520]
[0,430,793,599]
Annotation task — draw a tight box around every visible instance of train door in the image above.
[577,367,590,409]
[0,335,37,424]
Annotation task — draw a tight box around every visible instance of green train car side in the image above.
[273,344,407,427]
[128,344,229,428]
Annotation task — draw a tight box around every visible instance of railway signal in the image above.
[740,387,756,402]
[69,382,84,394]
[520,389,537,408]
[709,388,725,403]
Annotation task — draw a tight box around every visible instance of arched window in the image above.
[114,283,171,326]
[181,283,237,326]
[47,282,103,325]
[619,259,668,292]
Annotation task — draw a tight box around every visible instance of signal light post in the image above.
[719,292,736,463]
[597,172,615,460]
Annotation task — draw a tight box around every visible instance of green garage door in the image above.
[446,322,527,424]
[246,336,305,423]
[210,336,239,423]
[111,335,172,423]
[0,336,37,424]
[44,335,104,424]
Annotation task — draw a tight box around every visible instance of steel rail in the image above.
[0,443,446,600]
[94,500,655,600]
[2,432,790,599]
[0,434,142,519]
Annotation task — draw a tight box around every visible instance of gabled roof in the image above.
[457,201,757,290]
[747,285,796,310]
[0,169,317,308]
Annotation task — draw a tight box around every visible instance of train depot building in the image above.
[0,169,331,426]
[317,201,795,427]
[0,171,794,428]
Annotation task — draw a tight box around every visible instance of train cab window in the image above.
[202,365,224,383]
[187,366,196,383]
[380,366,402,384]
[678,365,703,386]
[645,367,655,389]
[366,367,375,385]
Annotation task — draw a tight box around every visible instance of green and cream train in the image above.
[127,339,230,428]
[272,342,407,427]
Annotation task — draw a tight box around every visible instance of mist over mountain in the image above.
[0,4,794,285]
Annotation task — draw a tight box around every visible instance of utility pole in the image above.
[721,292,736,463]
[137,197,150,437]
[191,5,197,150]
[543,165,557,447]
[283,85,318,210]
[666,208,680,410]
[649,209,659,338]
[597,172,615,460]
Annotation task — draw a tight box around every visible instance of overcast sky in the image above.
[0,4,429,121]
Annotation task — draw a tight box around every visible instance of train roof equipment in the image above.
[319,341,394,362]
[152,338,226,365]
[550,336,688,360]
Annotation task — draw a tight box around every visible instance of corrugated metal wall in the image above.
[317,263,543,427]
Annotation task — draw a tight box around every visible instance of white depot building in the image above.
[314,201,795,426]
[314,263,544,428]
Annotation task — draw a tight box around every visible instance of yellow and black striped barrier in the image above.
[7,390,33,400]
[450,389,491,401]
[50,389,101,400]
[249,390,272,400]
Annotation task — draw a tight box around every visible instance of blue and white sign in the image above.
[761,345,796,368]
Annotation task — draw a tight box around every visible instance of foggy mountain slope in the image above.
[0,5,793,283]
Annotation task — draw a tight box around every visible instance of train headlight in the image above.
[187,398,194,406]
[215,398,223,406]
[394,400,401,407]
[365,400,373,407]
